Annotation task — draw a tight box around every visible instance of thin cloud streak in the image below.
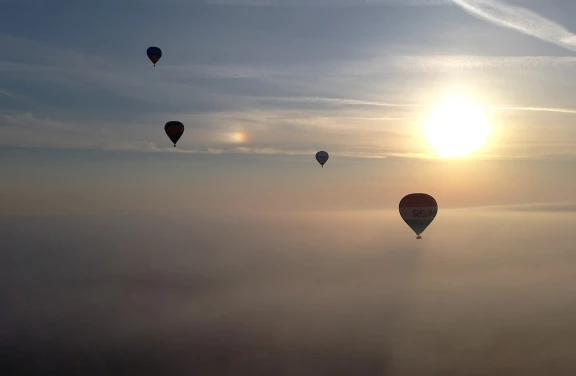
[460,202,576,213]
[255,96,428,107]
[393,55,576,71]
[0,89,20,101]
[170,55,576,80]
[12,137,575,162]
[487,106,576,115]
[255,95,576,115]
[450,0,576,52]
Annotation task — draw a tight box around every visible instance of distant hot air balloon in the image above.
[399,193,438,239]
[315,151,329,168]
[147,46,162,66]
[165,121,184,147]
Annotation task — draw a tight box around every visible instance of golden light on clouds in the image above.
[424,96,491,158]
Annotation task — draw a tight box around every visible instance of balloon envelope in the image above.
[165,121,184,146]
[399,193,437,238]
[147,46,162,65]
[315,151,329,167]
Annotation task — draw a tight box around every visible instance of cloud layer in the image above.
[2,209,576,374]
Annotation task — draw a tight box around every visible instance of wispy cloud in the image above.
[450,0,576,52]
[250,95,576,115]
[471,202,576,213]
[171,55,576,81]
[0,89,20,101]
[0,35,215,110]
[392,55,576,72]
[0,110,419,156]
[3,108,576,162]
[3,33,576,116]
[487,105,576,114]
[0,112,75,131]
[253,96,427,107]
[99,144,431,160]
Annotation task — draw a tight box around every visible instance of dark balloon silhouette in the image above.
[165,121,184,147]
[399,193,438,239]
[147,46,162,66]
[315,151,329,168]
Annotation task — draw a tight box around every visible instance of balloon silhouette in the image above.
[164,121,184,147]
[147,46,162,66]
[399,193,438,239]
[315,151,329,168]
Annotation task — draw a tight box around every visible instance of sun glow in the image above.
[424,97,490,157]
[227,131,247,143]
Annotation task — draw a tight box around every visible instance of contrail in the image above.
[450,0,576,52]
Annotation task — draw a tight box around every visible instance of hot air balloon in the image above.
[315,151,329,168]
[147,46,162,66]
[165,121,184,147]
[399,193,437,239]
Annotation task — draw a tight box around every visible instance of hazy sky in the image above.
[2,0,576,213]
[2,0,576,374]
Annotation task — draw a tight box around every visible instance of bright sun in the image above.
[424,97,490,157]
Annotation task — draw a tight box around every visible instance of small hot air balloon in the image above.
[165,121,184,147]
[315,151,329,168]
[399,193,438,239]
[147,46,162,66]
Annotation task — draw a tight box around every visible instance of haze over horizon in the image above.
[2,0,576,374]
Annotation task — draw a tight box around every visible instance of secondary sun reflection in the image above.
[424,96,491,158]
[227,131,247,143]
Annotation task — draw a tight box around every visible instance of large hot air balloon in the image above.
[399,193,437,239]
[147,46,162,66]
[165,121,184,147]
[315,151,329,168]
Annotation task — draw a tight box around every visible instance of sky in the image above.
[2,0,576,374]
